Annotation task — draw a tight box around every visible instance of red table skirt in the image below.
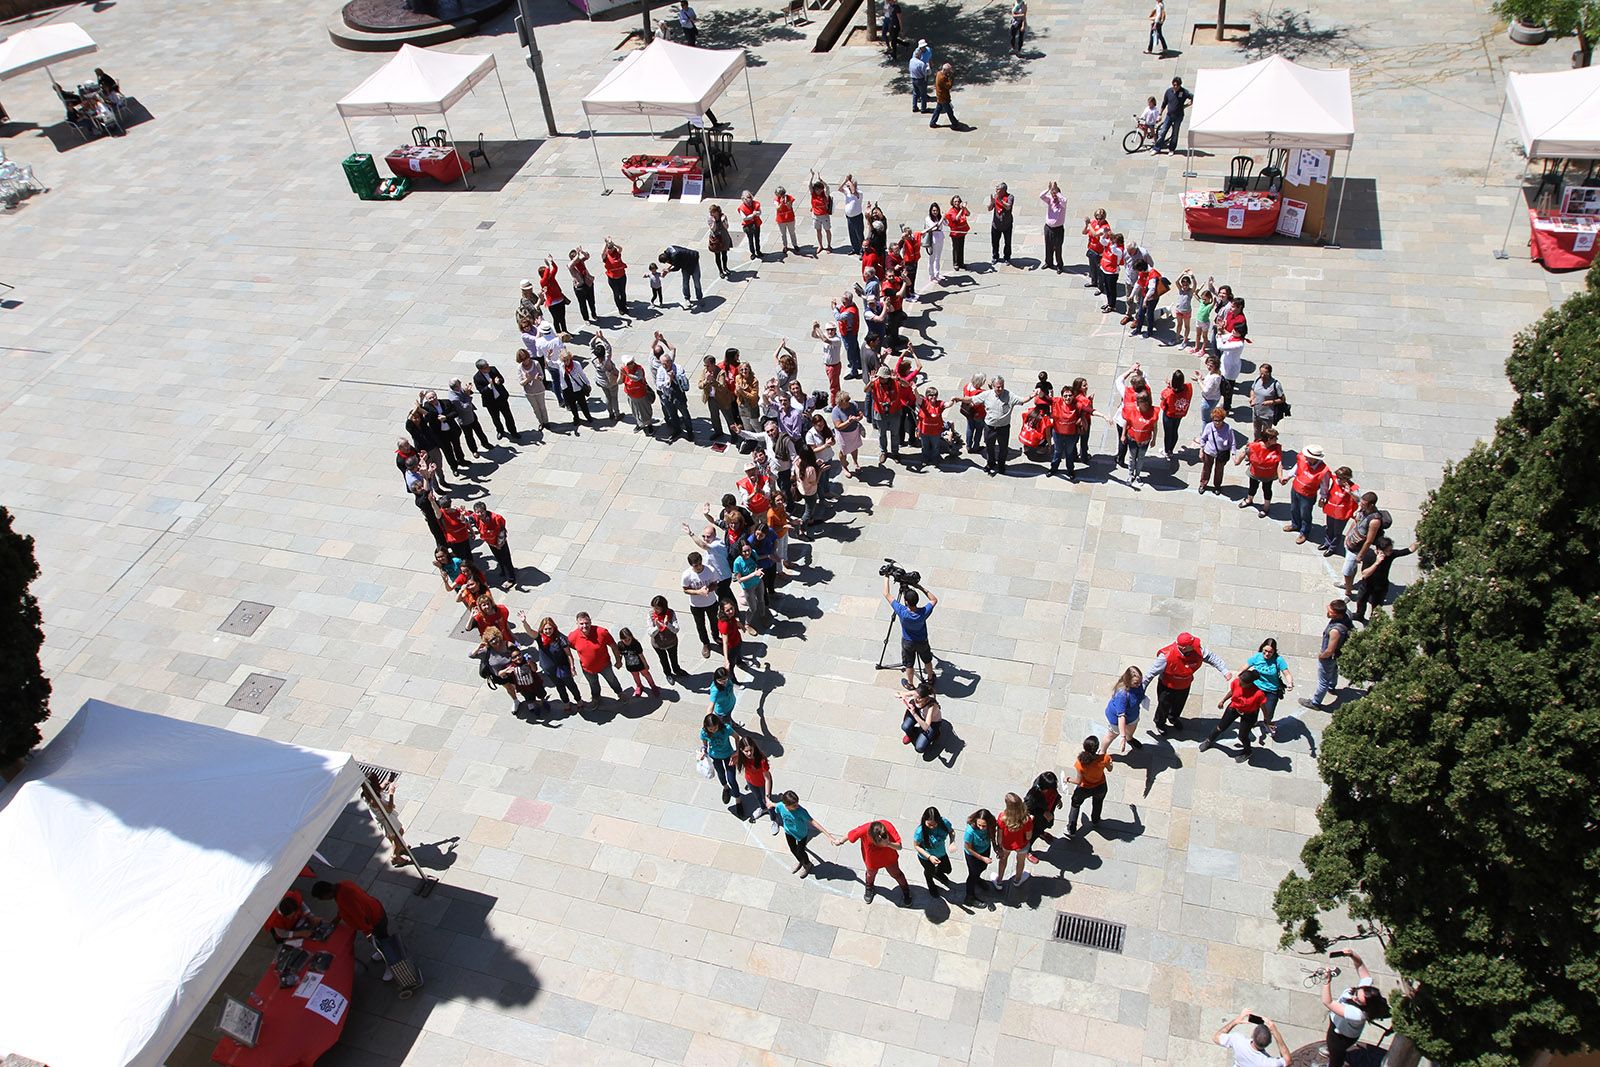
[1183,200,1282,238]
[213,924,357,1067]
[1528,210,1600,270]
[384,146,470,182]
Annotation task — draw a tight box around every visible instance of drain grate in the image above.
[450,608,481,642]
[476,220,496,230]
[1052,912,1126,953]
[219,601,274,637]
[226,673,286,713]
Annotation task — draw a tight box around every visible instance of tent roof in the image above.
[582,39,747,120]
[1186,56,1355,152]
[337,43,497,118]
[1508,67,1600,160]
[0,701,360,1067]
[0,21,97,81]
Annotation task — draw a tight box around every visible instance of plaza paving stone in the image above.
[0,0,1580,1063]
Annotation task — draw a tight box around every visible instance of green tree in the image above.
[0,508,50,771]
[1274,266,1600,1066]
[1496,0,1600,66]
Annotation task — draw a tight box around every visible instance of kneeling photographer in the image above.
[881,560,938,690]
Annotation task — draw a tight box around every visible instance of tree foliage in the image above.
[1495,0,1600,65]
[0,508,50,769]
[1274,267,1600,1066]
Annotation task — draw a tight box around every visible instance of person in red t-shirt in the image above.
[840,820,912,905]
[568,612,625,701]
[717,597,755,681]
[1123,393,1159,490]
[437,500,474,562]
[1158,370,1193,460]
[537,255,569,334]
[773,186,798,253]
[1233,426,1283,516]
[1200,668,1267,756]
[313,879,397,979]
[1319,466,1360,555]
[898,225,923,297]
[470,592,510,640]
[738,190,763,258]
[263,890,313,942]
[471,502,517,590]
[944,195,971,269]
[914,387,959,471]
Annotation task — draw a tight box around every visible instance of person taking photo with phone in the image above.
[1213,1008,1289,1067]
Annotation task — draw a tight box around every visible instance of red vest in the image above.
[1158,642,1202,690]
[738,476,770,514]
[439,507,472,544]
[1323,478,1360,520]
[1125,408,1158,444]
[917,398,946,435]
[1291,456,1332,498]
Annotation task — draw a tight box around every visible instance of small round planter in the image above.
[1510,18,1551,45]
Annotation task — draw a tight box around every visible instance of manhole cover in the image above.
[1052,911,1125,953]
[226,673,286,713]
[451,608,480,642]
[219,601,274,637]
[476,220,496,230]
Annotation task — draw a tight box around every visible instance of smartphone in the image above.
[1246,1014,1264,1025]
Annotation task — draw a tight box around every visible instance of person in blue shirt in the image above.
[961,808,995,904]
[884,574,939,689]
[700,713,739,814]
[774,790,840,877]
[1245,637,1294,743]
[912,806,955,897]
[1100,665,1147,754]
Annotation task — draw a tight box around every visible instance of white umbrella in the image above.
[0,22,98,83]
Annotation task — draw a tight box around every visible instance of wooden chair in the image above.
[410,125,430,146]
[468,133,490,170]
[1223,155,1255,194]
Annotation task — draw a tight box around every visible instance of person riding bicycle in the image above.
[1135,96,1160,141]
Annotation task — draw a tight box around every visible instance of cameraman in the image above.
[1322,950,1388,1067]
[1213,1010,1288,1067]
[883,573,938,689]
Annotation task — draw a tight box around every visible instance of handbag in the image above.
[695,753,715,779]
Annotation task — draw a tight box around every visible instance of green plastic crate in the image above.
[342,153,380,200]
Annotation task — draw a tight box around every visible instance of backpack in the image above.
[1376,509,1392,531]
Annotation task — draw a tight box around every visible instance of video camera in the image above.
[879,558,920,589]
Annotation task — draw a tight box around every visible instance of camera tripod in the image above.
[873,605,902,671]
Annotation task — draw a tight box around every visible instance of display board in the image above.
[1280,149,1334,239]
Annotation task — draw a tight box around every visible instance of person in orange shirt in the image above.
[738,190,763,258]
[773,185,798,254]
[1066,736,1114,835]
[312,879,394,980]
[1319,466,1360,556]
[1234,425,1283,517]
[840,820,912,904]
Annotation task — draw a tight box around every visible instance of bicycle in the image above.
[1123,118,1160,154]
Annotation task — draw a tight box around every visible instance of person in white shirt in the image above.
[678,547,723,657]
[810,320,844,398]
[1213,1009,1288,1067]
[677,0,698,45]
[1146,0,1167,54]
[841,175,866,255]
[1321,950,1389,1067]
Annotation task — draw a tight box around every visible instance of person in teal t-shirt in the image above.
[912,806,956,896]
[773,790,839,877]
[708,667,742,731]
[1245,637,1294,742]
[700,713,739,813]
[962,808,994,903]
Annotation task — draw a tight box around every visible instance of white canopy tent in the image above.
[1186,56,1356,242]
[580,40,756,192]
[0,21,97,82]
[1483,68,1600,257]
[0,700,360,1067]
[336,44,518,189]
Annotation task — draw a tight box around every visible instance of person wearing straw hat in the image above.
[1284,443,1332,545]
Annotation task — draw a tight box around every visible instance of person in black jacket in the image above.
[422,389,468,472]
[405,405,453,486]
[1023,771,1062,848]
[473,359,519,440]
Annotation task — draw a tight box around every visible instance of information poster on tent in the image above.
[1288,149,1330,186]
[1226,207,1245,229]
[1577,230,1596,253]
[1276,199,1308,238]
[1563,186,1600,215]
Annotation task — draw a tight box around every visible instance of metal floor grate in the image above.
[226,673,286,713]
[219,601,273,637]
[1053,912,1126,953]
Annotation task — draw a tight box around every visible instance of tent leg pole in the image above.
[495,67,520,141]
[445,118,471,190]
[1496,162,1530,260]
[341,114,356,154]
[647,113,654,136]
[1325,150,1351,249]
[744,67,760,142]
[361,779,437,897]
[1482,92,1507,186]
[1183,145,1195,179]
[588,115,611,195]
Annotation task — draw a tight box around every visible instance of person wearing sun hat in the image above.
[1145,631,1231,733]
[867,365,906,462]
[1284,443,1333,546]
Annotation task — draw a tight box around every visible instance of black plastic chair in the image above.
[1256,147,1288,191]
[410,125,429,146]
[429,129,447,148]
[468,133,490,170]
[1223,155,1255,194]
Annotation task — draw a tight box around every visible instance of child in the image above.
[1137,95,1159,140]
[503,647,551,715]
[1173,272,1196,350]
[616,627,660,697]
[1193,284,1215,355]
[648,262,664,306]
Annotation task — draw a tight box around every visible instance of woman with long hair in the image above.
[1245,637,1294,742]
[1200,667,1267,756]
[921,201,947,282]
[912,806,956,897]
[701,712,741,812]
[734,733,780,833]
[1101,665,1147,754]
[962,808,995,902]
[522,611,582,710]
[993,793,1034,887]
[1065,736,1113,835]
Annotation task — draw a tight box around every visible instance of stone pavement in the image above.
[0,0,1578,1063]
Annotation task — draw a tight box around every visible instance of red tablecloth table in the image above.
[384,144,471,183]
[213,923,357,1067]
[1181,191,1282,238]
[1528,209,1600,270]
[621,153,702,195]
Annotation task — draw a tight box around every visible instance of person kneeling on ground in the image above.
[900,680,943,754]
